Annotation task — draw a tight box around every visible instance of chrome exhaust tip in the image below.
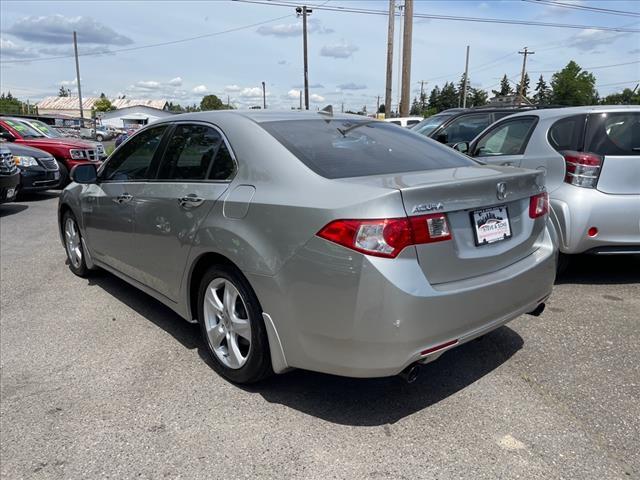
[399,364,421,384]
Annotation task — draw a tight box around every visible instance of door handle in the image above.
[178,194,205,209]
[113,193,133,204]
[500,161,515,166]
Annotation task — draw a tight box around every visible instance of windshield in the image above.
[261,119,474,179]
[4,119,45,138]
[411,114,455,136]
[30,120,62,138]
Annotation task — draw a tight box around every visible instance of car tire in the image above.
[197,264,273,384]
[96,135,103,142]
[57,161,69,187]
[62,211,89,277]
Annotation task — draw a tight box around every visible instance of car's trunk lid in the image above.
[340,165,547,284]
[596,155,640,194]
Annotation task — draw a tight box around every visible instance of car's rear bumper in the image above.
[249,226,556,378]
[550,186,640,254]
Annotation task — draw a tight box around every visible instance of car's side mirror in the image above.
[435,132,448,144]
[70,163,97,184]
[453,142,469,154]
[0,131,15,142]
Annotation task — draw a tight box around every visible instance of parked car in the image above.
[3,143,60,195]
[0,144,20,203]
[0,117,102,186]
[80,126,114,142]
[59,111,556,384]
[384,116,423,128]
[17,118,107,160]
[455,106,640,265]
[411,107,533,146]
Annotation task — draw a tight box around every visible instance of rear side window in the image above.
[585,112,640,156]
[102,125,167,181]
[548,114,586,151]
[473,116,538,157]
[260,119,474,179]
[156,124,235,181]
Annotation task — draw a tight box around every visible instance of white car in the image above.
[384,116,423,128]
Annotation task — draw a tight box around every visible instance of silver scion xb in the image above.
[59,110,556,384]
[459,106,640,264]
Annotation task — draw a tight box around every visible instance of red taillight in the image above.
[562,151,602,188]
[317,213,451,258]
[529,192,549,219]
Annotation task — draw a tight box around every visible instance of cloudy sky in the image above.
[1,0,638,111]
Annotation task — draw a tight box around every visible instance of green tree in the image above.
[94,93,115,112]
[551,61,597,106]
[410,97,422,116]
[469,88,488,107]
[516,73,530,98]
[601,88,640,105]
[58,85,71,97]
[0,92,25,114]
[377,103,385,114]
[167,101,185,112]
[428,86,441,110]
[533,75,552,105]
[492,74,513,97]
[438,82,459,111]
[200,94,225,111]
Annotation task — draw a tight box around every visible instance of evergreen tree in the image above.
[533,75,552,105]
[469,88,489,107]
[58,85,70,97]
[601,88,640,105]
[410,97,421,116]
[438,82,459,111]
[492,74,513,97]
[428,86,441,110]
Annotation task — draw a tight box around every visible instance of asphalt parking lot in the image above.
[1,193,638,480]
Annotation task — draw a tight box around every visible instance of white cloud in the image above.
[287,89,301,99]
[60,78,78,86]
[224,85,242,92]
[320,42,358,59]
[240,87,268,98]
[192,85,208,94]
[0,38,37,59]
[310,94,325,103]
[257,18,333,37]
[168,77,182,86]
[568,29,627,52]
[135,80,161,90]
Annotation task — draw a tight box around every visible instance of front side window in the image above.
[4,119,44,138]
[585,112,640,156]
[156,124,235,181]
[261,119,474,179]
[101,125,167,181]
[435,113,493,144]
[411,113,453,136]
[473,116,538,157]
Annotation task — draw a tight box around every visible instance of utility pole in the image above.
[462,45,470,108]
[299,90,302,110]
[73,31,84,124]
[227,95,230,108]
[384,0,395,117]
[400,0,413,117]
[518,46,534,105]
[396,2,404,116]
[296,6,313,110]
[262,81,266,109]
[417,80,427,110]
[376,95,380,114]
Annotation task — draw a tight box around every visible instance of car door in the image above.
[81,124,169,279]
[132,122,237,301]
[469,116,539,167]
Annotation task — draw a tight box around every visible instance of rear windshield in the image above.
[585,112,639,156]
[261,119,474,179]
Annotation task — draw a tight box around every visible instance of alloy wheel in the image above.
[64,217,82,269]
[203,278,252,369]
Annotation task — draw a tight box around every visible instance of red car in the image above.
[0,117,101,185]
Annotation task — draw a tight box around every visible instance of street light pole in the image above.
[73,31,84,124]
[297,6,313,110]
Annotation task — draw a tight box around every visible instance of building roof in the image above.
[36,96,167,111]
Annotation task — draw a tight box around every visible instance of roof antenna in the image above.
[318,104,333,116]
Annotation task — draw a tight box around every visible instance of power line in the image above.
[597,80,640,87]
[0,13,293,65]
[530,59,640,73]
[522,0,640,18]
[235,0,640,32]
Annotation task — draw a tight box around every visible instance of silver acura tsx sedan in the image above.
[59,110,556,384]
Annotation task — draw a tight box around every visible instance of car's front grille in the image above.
[86,149,97,161]
[39,157,58,170]
[0,151,18,175]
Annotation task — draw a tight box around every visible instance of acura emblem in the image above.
[496,182,508,200]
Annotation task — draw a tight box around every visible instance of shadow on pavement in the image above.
[16,191,60,202]
[86,269,523,426]
[0,204,28,217]
[556,254,640,285]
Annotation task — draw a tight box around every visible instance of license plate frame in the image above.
[470,205,512,246]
